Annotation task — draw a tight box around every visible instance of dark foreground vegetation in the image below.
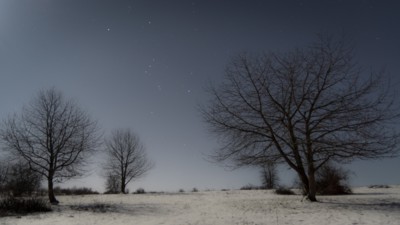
[69,203,115,213]
[0,196,51,217]
[0,185,99,217]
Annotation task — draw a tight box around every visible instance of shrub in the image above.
[1,162,41,197]
[315,164,352,195]
[54,187,99,195]
[293,163,352,196]
[240,184,261,190]
[368,184,390,189]
[76,187,98,195]
[192,188,198,192]
[179,189,185,193]
[0,197,51,217]
[135,188,146,194]
[275,187,295,195]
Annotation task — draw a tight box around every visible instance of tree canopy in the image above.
[202,35,399,201]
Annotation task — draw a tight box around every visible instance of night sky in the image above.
[0,0,399,192]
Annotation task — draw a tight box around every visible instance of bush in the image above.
[275,187,295,195]
[179,189,185,193]
[240,184,261,190]
[1,162,41,197]
[368,184,390,189]
[54,187,99,195]
[293,163,352,196]
[315,164,352,195]
[192,188,198,192]
[0,197,51,217]
[135,188,146,194]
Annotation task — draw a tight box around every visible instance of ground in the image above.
[1,186,399,225]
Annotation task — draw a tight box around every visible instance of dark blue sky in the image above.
[0,0,399,191]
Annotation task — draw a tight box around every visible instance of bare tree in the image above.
[104,172,120,194]
[260,161,279,189]
[0,88,100,204]
[103,129,153,194]
[201,35,399,201]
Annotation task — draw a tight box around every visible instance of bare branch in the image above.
[201,35,399,201]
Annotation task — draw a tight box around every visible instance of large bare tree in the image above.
[202,36,399,201]
[103,129,153,194]
[0,88,100,204]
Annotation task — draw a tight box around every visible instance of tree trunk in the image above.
[297,171,310,195]
[307,168,317,202]
[48,177,59,204]
[121,177,126,194]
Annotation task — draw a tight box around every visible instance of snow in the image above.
[1,186,400,225]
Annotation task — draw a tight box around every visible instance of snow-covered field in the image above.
[1,186,400,225]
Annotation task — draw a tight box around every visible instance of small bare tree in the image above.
[103,129,153,194]
[201,35,399,201]
[0,88,100,204]
[260,161,279,189]
[104,172,120,194]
